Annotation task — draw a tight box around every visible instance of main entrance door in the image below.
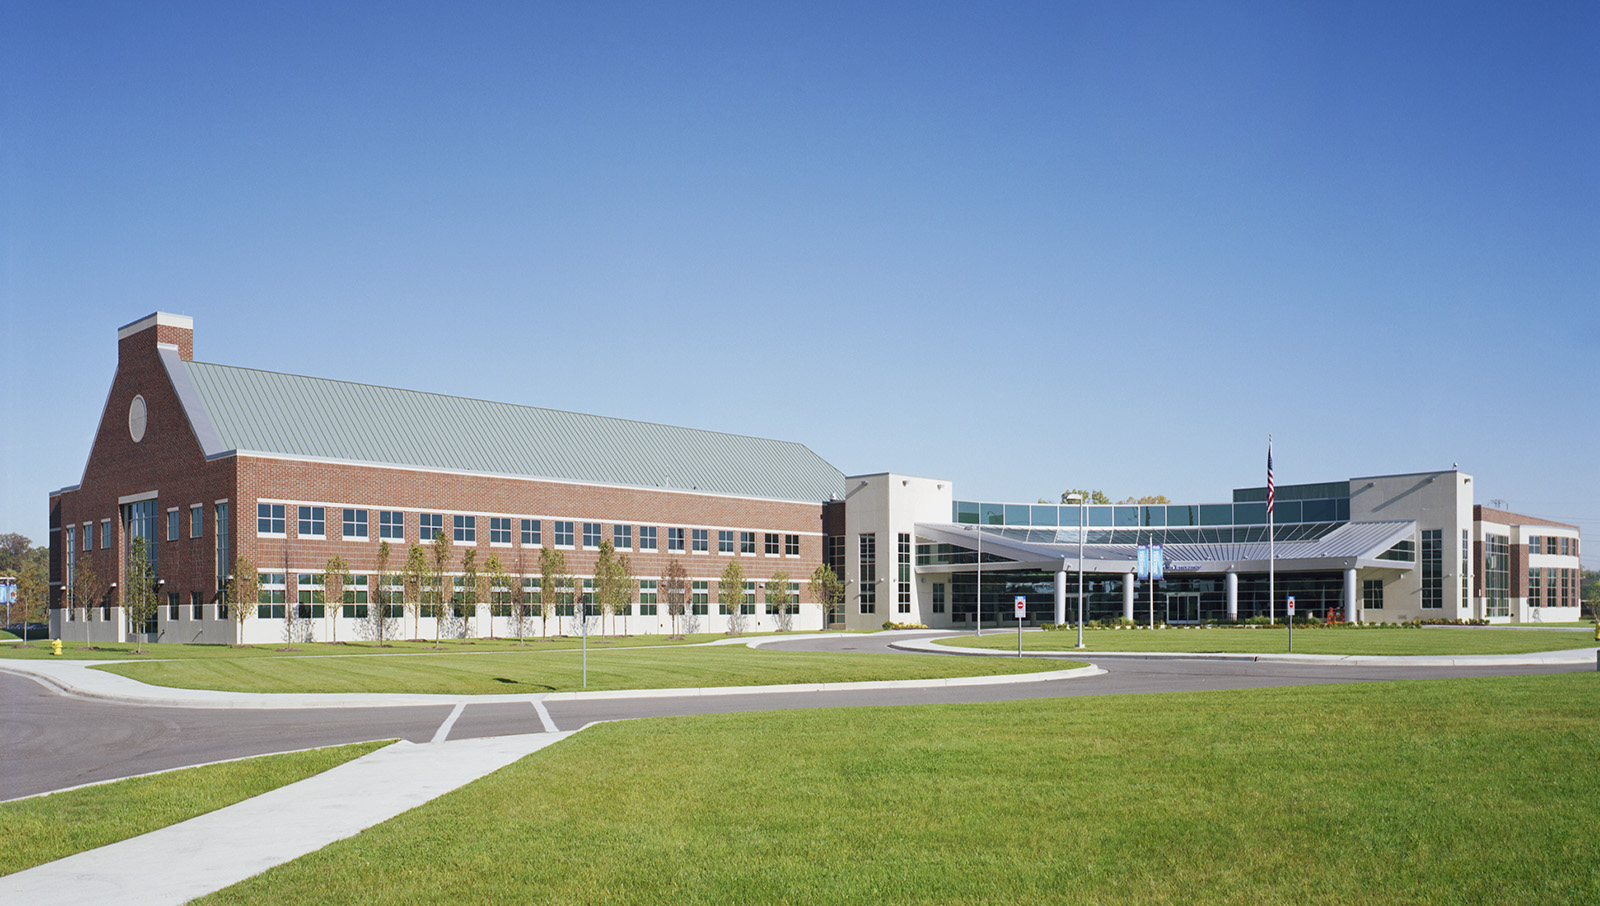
[1165,593,1199,624]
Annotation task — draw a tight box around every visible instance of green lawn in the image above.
[95,646,1071,694]
[197,673,1600,905]
[0,741,389,876]
[940,626,1598,656]
[0,632,815,661]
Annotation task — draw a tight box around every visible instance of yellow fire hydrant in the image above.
[51,639,62,656]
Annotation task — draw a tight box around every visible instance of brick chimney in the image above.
[117,312,194,363]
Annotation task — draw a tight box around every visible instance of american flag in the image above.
[1266,438,1275,514]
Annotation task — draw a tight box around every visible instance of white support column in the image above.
[1345,568,1359,623]
[1122,572,1135,622]
[1053,568,1067,626]
[1225,571,1238,622]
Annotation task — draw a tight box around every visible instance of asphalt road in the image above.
[2,634,1589,801]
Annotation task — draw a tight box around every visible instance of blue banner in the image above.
[1152,544,1165,581]
[1136,544,1149,580]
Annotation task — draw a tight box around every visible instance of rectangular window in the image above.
[1462,530,1470,607]
[740,531,756,554]
[639,579,658,615]
[668,527,686,552]
[101,518,112,549]
[1421,529,1442,609]
[344,508,368,540]
[297,573,326,618]
[765,533,780,555]
[167,509,179,542]
[1548,568,1559,608]
[191,591,204,621]
[555,521,574,548]
[521,519,541,546]
[488,577,513,616]
[691,580,709,615]
[741,581,756,614]
[932,582,946,614]
[299,506,325,538]
[639,525,657,551]
[490,517,512,545]
[82,523,92,551]
[420,513,444,543]
[257,503,285,536]
[168,592,180,621]
[215,503,230,592]
[859,533,877,613]
[1528,568,1541,607]
[258,573,286,619]
[1528,536,1541,555]
[523,577,542,611]
[614,524,632,550]
[718,530,735,554]
[1363,579,1384,611]
[379,510,405,541]
[785,534,801,557]
[343,575,369,618]
[583,522,602,549]
[454,515,476,543]
[190,505,203,539]
[692,529,709,553]
[1484,533,1509,618]
[897,532,912,613]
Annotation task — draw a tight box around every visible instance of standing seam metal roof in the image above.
[179,361,846,503]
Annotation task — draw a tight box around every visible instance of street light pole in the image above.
[1068,494,1086,650]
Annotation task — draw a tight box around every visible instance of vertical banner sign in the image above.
[1152,544,1164,581]
[1136,544,1150,580]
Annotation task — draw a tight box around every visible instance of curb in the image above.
[0,658,1101,711]
[889,636,1600,667]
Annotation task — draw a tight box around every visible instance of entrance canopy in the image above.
[915,520,1418,575]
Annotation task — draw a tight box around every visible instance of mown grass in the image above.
[0,741,389,876]
[940,626,1598,656]
[0,632,818,661]
[94,646,1070,694]
[198,673,1600,905]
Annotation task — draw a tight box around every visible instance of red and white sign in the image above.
[1014,595,1026,618]
[1286,595,1296,616]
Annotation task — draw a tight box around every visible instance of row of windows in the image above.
[1527,535,1579,557]
[256,503,804,556]
[1528,568,1578,609]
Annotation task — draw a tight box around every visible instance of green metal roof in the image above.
[175,359,846,502]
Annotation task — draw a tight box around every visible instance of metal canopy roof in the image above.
[166,357,847,503]
[916,520,1418,574]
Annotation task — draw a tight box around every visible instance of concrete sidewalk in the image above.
[0,731,571,906]
[888,634,1600,667]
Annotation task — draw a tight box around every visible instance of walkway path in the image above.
[0,731,570,906]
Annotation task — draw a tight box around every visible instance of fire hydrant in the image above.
[51,639,62,656]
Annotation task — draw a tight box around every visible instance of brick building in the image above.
[50,314,846,643]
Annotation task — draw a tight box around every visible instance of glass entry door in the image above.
[1165,593,1199,624]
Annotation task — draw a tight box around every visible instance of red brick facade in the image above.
[51,316,828,642]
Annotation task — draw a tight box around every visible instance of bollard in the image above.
[51,638,63,656]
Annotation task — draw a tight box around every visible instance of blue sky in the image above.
[3,1,1596,551]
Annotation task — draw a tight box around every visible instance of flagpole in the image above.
[1268,435,1275,626]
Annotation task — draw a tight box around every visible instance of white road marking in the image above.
[431,702,465,743]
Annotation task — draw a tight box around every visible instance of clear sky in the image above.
[3,1,1596,553]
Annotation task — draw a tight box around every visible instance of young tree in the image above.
[809,563,846,629]
[70,559,103,631]
[14,550,49,634]
[404,543,430,641]
[428,530,453,646]
[227,556,258,646]
[661,559,689,639]
[594,541,637,638]
[719,560,747,635]
[457,548,480,639]
[766,568,793,632]
[484,553,512,641]
[322,554,349,644]
[367,541,398,645]
[538,546,571,638]
[124,536,159,653]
